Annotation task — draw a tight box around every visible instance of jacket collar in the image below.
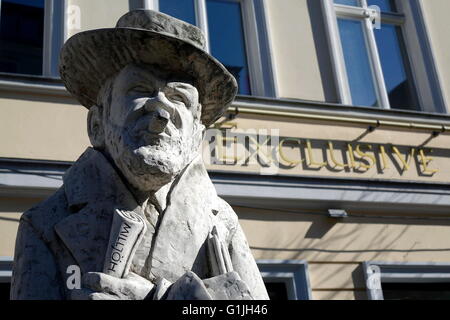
[63,147,138,211]
[56,147,220,276]
[56,148,142,273]
[148,152,220,282]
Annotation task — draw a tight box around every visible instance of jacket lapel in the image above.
[54,148,220,279]
[54,148,142,274]
[148,156,219,282]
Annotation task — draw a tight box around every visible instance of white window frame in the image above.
[0,0,67,78]
[363,261,450,300]
[321,0,447,113]
[257,260,312,300]
[145,0,276,98]
[0,257,12,284]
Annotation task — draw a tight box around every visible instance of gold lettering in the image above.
[213,121,237,130]
[306,140,326,168]
[355,144,376,170]
[419,149,438,175]
[379,145,390,170]
[247,136,272,165]
[327,141,347,169]
[347,144,356,169]
[216,134,242,163]
[278,138,302,166]
[392,146,415,171]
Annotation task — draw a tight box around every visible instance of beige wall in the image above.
[67,0,131,37]
[419,0,450,111]
[2,0,450,300]
[265,0,337,102]
[265,0,450,108]
[0,92,89,161]
[62,0,450,109]
[3,198,450,300]
[237,207,450,300]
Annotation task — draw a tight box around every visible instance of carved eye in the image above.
[130,86,151,94]
[168,93,187,105]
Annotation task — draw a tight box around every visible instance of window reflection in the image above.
[0,0,45,75]
[206,0,251,95]
[374,24,418,110]
[338,18,378,107]
[159,0,196,26]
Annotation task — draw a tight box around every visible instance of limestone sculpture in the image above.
[10,9,269,300]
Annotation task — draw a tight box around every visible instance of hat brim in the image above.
[59,28,238,126]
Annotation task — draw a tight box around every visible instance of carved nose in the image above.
[148,108,171,133]
[156,108,171,123]
[143,92,174,133]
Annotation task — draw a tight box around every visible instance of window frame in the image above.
[321,0,447,113]
[0,257,12,284]
[0,0,67,78]
[257,259,312,300]
[363,261,450,300]
[146,0,277,98]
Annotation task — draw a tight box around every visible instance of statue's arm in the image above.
[229,223,270,300]
[10,218,64,300]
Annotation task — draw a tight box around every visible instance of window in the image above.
[0,0,45,75]
[0,0,65,77]
[0,258,12,300]
[363,262,450,300]
[151,0,275,97]
[257,260,312,300]
[322,0,446,113]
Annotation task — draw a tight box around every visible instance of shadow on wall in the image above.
[307,0,339,103]
[236,206,450,263]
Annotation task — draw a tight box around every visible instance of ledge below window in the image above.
[1,73,449,132]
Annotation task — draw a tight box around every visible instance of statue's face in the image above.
[101,64,204,191]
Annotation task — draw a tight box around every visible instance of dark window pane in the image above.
[374,24,418,110]
[207,0,251,95]
[264,282,289,300]
[367,0,397,12]
[334,0,360,6]
[337,18,378,107]
[0,282,11,300]
[0,0,44,75]
[382,282,450,300]
[159,0,196,26]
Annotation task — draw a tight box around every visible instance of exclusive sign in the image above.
[202,124,450,183]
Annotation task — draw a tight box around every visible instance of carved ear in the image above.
[87,105,105,149]
[191,123,206,155]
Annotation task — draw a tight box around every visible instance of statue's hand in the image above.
[71,272,154,300]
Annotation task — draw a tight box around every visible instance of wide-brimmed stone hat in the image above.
[59,10,238,126]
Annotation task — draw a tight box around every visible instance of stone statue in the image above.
[10,10,269,300]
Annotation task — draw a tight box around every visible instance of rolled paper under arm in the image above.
[207,226,233,276]
[103,209,147,278]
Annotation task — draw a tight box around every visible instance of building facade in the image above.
[1,0,450,300]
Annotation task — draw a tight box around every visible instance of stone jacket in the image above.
[10,148,268,300]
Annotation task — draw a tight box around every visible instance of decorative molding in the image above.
[0,73,449,130]
[363,261,450,300]
[2,158,450,215]
[0,257,13,283]
[212,171,450,215]
[257,260,312,300]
